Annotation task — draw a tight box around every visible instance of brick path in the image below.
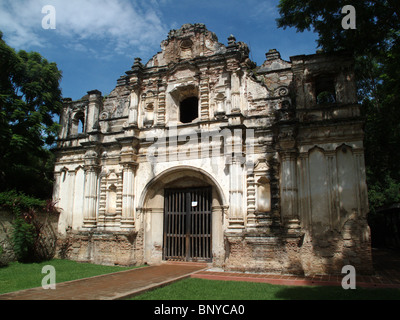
[1,248,399,300]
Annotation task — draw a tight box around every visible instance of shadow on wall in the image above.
[296,143,372,275]
[255,144,373,276]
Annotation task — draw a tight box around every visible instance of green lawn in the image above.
[130,277,400,300]
[0,259,139,294]
[2,260,400,300]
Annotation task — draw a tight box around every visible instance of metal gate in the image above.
[163,187,212,262]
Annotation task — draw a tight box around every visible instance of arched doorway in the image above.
[163,187,212,261]
[138,166,227,265]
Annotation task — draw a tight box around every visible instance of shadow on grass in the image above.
[131,278,400,300]
[274,284,400,300]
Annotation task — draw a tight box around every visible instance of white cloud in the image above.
[0,0,167,57]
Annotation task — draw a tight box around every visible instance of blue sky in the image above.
[0,0,318,101]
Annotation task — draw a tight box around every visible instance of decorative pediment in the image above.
[254,160,269,173]
[145,23,227,67]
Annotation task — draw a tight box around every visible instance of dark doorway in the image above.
[180,97,198,123]
[163,187,212,262]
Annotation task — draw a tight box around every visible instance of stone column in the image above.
[118,137,139,230]
[157,83,166,126]
[230,71,241,113]
[298,152,312,228]
[227,155,244,232]
[87,90,102,133]
[83,166,98,228]
[66,170,76,228]
[52,171,61,203]
[128,89,139,126]
[246,170,256,228]
[121,163,137,229]
[83,150,99,229]
[326,150,339,228]
[199,66,210,121]
[280,150,300,234]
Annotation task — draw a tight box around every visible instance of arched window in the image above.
[71,112,85,135]
[180,97,198,123]
[77,118,84,134]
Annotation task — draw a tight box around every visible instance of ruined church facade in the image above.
[54,24,372,275]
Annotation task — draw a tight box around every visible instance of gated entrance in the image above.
[163,187,212,262]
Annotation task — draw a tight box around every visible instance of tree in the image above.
[0,31,62,199]
[276,0,400,213]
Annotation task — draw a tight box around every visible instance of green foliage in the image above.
[12,216,36,263]
[276,0,399,56]
[277,0,400,214]
[0,190,57,263]
[0,190,45,211]
[0,31,62,199]
[367,174,400,214]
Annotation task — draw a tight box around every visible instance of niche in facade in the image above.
[256,176,271,212]
[144,103,154,127]
[107,184,117,215]
[180,96,199,123]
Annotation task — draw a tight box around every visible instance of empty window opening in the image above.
[180,97,198,123]
[77,118,84,134]
[71,112,85,135]
[316,77,336,104]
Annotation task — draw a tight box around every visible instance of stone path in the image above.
[0,262,206,300]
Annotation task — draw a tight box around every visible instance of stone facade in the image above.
[54,24,372,275]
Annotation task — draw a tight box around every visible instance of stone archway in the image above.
[138,166,227,266]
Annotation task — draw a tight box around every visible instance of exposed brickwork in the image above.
[57,231,139,266]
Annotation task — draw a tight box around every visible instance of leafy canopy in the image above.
[0,31,62,198]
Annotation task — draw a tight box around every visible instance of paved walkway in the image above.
[0,262,206,300]
[1,248,400,300]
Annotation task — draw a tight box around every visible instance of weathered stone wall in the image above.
[56,230,143,266]
[0,211,16,265]
[225,215,373,276]
[0,210,59,265]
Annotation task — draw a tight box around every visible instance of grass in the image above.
[2,260,400,300]
[130,277,400,300]
[0,259,140,294]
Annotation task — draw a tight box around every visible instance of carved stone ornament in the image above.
[100,111,109,120]
[84,150,98,158]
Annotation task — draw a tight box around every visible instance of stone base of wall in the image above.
[56,230,144,266]
[224,218,374,276]
[56,217,373,275]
